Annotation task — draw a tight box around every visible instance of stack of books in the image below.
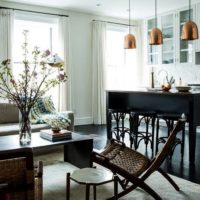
[40,129,72,142]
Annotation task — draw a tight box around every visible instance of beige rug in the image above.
[38,151,200,200]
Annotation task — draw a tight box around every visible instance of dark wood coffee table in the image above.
[0,132,93,168]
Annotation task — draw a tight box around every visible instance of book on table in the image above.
[40,129,72,141]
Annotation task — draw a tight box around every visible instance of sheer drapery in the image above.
[58,16,71,111]
[105,24,142,90]
[0,9,14,103]
[92,21,107,124]
[0,9,14,63]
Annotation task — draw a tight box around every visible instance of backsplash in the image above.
[153,64,200,87]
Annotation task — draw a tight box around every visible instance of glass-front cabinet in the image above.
[178,8,194,64]
[147,18,158,65]
[146,6,196,66]
[161,13,175,64]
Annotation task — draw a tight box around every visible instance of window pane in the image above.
[105,26,138,90]
[12,17,59,109]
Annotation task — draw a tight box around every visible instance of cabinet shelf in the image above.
[162,25,173,29]
[163,37,173,41]
[163,51,174,54]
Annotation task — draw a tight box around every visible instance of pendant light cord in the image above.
[189,0,191,21]
[129,0,131,33]
[155,0,157,27]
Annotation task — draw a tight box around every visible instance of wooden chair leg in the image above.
[107,178,162,200]
[157,168,179,191]
[113,175,118,200]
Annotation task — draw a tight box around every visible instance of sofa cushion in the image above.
[0,123,51,136]
[0,103,19,124]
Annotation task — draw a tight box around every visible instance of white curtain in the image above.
[92,21,107,125]
[131,25,143,87]
[0,9,14,62]
[58,16,71,111]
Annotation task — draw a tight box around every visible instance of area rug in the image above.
[42,159,200,200]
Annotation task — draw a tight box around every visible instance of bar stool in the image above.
[155,113,186,158]
[129,111,156,153]
[107,108,131,142]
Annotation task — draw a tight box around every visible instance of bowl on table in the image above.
[175,86,191,92]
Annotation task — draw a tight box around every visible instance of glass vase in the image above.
[19,110,31,145]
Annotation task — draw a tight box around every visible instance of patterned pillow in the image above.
[31,96,71,128]
[31,96,56,123]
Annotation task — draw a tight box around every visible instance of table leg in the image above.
[64,139,93,168]
[93,185,96,200]
[189,123,196,164]
[86,184,90,200]
[66,173,70,200]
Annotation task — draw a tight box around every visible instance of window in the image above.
[13,12,59,109]
[105,25,138,90]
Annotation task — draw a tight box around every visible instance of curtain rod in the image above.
[93,19,138,27]
[0,6,69,17]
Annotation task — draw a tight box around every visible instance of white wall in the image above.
[0,1,140,125]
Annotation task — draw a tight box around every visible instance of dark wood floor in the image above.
[75,123,200,184]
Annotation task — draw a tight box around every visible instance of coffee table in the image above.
[0,132,93,168]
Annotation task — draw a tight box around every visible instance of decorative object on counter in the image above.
[150,66,154,88]
[124,0,136,49]
[175,86,191,92]
[0,30,67,145]
[181,0,198,41]
[149,0,163,45]
[161,75,175,92]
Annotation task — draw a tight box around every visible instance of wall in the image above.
[0,1,140,125]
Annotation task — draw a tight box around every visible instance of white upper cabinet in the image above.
[146,5,196,66]
[161,13,175,65]
[195,3,200,51]
[147,18,159,65]
[177,7,195,64]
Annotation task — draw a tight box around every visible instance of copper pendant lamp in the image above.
[124,0,136,49]
[149,0,163,45]
[181,0,198,40]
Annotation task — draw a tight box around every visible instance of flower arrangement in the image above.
[0,30,67,144]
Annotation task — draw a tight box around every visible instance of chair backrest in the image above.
[142,120,184,179]
[0,148,35,200]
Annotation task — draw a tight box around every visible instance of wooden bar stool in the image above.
[107,108,130,142]
[129,111,156,154]
[66,168,118,200]
[155,113,186,158]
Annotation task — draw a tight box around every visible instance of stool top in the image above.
[70,167,113,185]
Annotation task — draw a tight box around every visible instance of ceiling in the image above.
[2,0,200,19]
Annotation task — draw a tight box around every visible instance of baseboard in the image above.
[75,117,93,125]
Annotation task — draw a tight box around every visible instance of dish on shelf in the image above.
[175,86,191,92]
[188,84,200,91]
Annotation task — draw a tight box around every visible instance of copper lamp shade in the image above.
[149,0,163,45]
[124,33,136,49]
[149,27,163,45]
[124,0,136,49]
[181,20,199,40]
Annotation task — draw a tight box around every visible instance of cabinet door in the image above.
[178,8,194,64]
[161,13,175,64]
[147,18,159,65]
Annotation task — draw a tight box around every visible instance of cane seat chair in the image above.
[0,148,43,200]
[91,120,185,200]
